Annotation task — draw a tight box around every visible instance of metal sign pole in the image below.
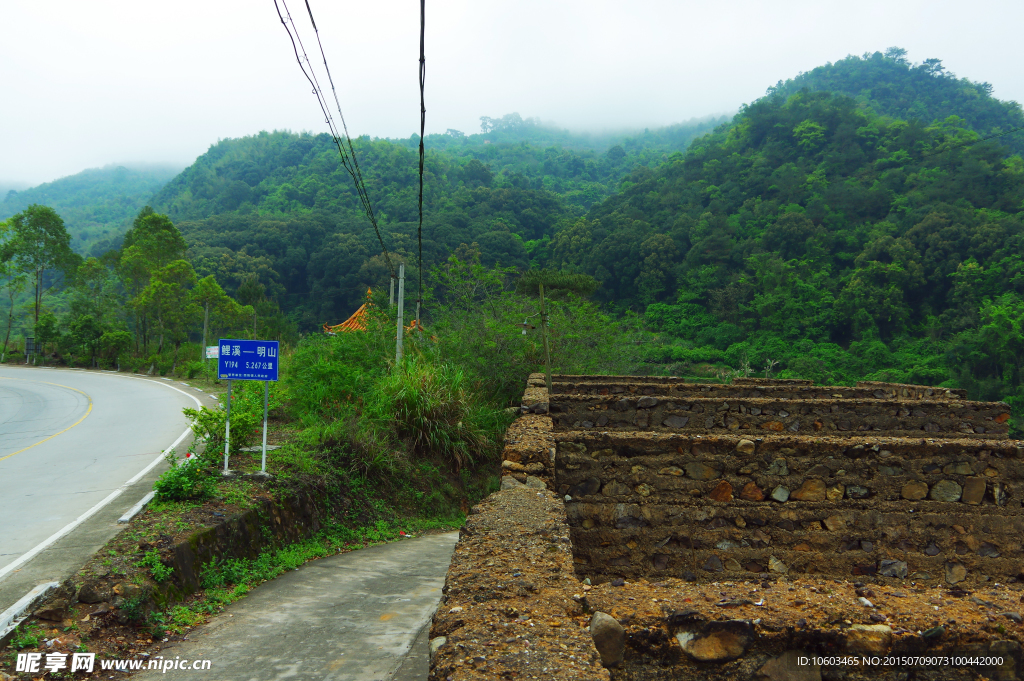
[223,379,232,473]
[261,380,269,473]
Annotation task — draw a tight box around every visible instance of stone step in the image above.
[549,394,1010,437]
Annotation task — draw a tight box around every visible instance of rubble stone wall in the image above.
[555,432,1024,584]
[549,394,1009,437]
[552,380,967,401]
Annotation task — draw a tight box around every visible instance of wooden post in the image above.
[396,264,405,362]
[538,283,552,394]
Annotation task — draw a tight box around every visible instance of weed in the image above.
[120,594,146,622]
[136,549,174,583]
[10,622,43,650]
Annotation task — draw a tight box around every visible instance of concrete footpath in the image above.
[135,532,459,681]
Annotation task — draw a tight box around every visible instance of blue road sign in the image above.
[218,339,280,381]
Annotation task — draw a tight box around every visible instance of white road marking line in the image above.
[0,370,203,584]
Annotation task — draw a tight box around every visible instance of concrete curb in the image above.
[118,491,156,524]
[0,582,60,644]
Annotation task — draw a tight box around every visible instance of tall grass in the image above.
[363,360,504,470]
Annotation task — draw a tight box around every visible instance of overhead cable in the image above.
[273,0,395,278]
[417,0,426,320]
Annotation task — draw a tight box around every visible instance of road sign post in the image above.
[218,339,280,475]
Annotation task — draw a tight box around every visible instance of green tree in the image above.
[134,260,198,363]
[8,205,80,324]
[0,220,28,360]
[191,275,234,360]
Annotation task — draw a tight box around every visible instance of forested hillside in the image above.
[0,165,182,256]
[553,54,1024,421]
[150,116,723,327]
[767,48,1024,156]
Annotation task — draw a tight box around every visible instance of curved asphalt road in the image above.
[0,367,206,589]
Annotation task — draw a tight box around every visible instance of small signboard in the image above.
[206,346,220,359]
[217,339,279,381]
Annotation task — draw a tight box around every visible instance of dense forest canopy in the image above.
[146,116,725,327]
[767,48,1024,157]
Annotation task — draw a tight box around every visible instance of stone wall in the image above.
[427,486,610,680]
[549,394,1008,437]
[457,373,1024,679]
[552,380,967,401]
[556,432,1024,584]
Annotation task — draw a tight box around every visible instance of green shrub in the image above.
[184,381,276,454]
[153,452,216,501]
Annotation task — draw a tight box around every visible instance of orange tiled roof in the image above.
[323,288,429,335]
[324,288,373,334]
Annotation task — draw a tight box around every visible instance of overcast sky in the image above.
[3,0,1022,186]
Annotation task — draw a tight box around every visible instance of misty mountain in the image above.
[0,164,183,255]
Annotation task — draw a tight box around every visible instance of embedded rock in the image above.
[790,478,826,502]
[677,619,754,662]
[590,611,625,667]
[945,561,968,584]
[500,476,524,490]
[901,481,929,500]
[709,480,733,502]
[685,462,720,481]
[845,624,893,654]
[740,482,765,501]
[961,477,986,505]
[930,479,963,502]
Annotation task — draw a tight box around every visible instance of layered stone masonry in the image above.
[556,432,1024,584]
[549,394,1009,438]
[552,380,967,401]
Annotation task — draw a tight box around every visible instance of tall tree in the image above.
[190,275,233,362]
[0,220,28,361]
[8,205,80,324]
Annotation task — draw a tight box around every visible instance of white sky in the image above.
[2,0,1023,186]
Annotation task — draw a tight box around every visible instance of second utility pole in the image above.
[395,263,405,362]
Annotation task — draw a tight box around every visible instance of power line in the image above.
[273,0,395,278]
[417,0,426,322]
[920,124,1024,158]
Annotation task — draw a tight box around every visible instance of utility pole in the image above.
[390,276,396,306]
[396,263,405,362]
[538,283,552,393]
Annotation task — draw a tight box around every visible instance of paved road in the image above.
[134,532,460,681]
[0,366,216,611]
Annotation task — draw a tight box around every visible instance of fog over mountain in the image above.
[2,0,1023,184]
